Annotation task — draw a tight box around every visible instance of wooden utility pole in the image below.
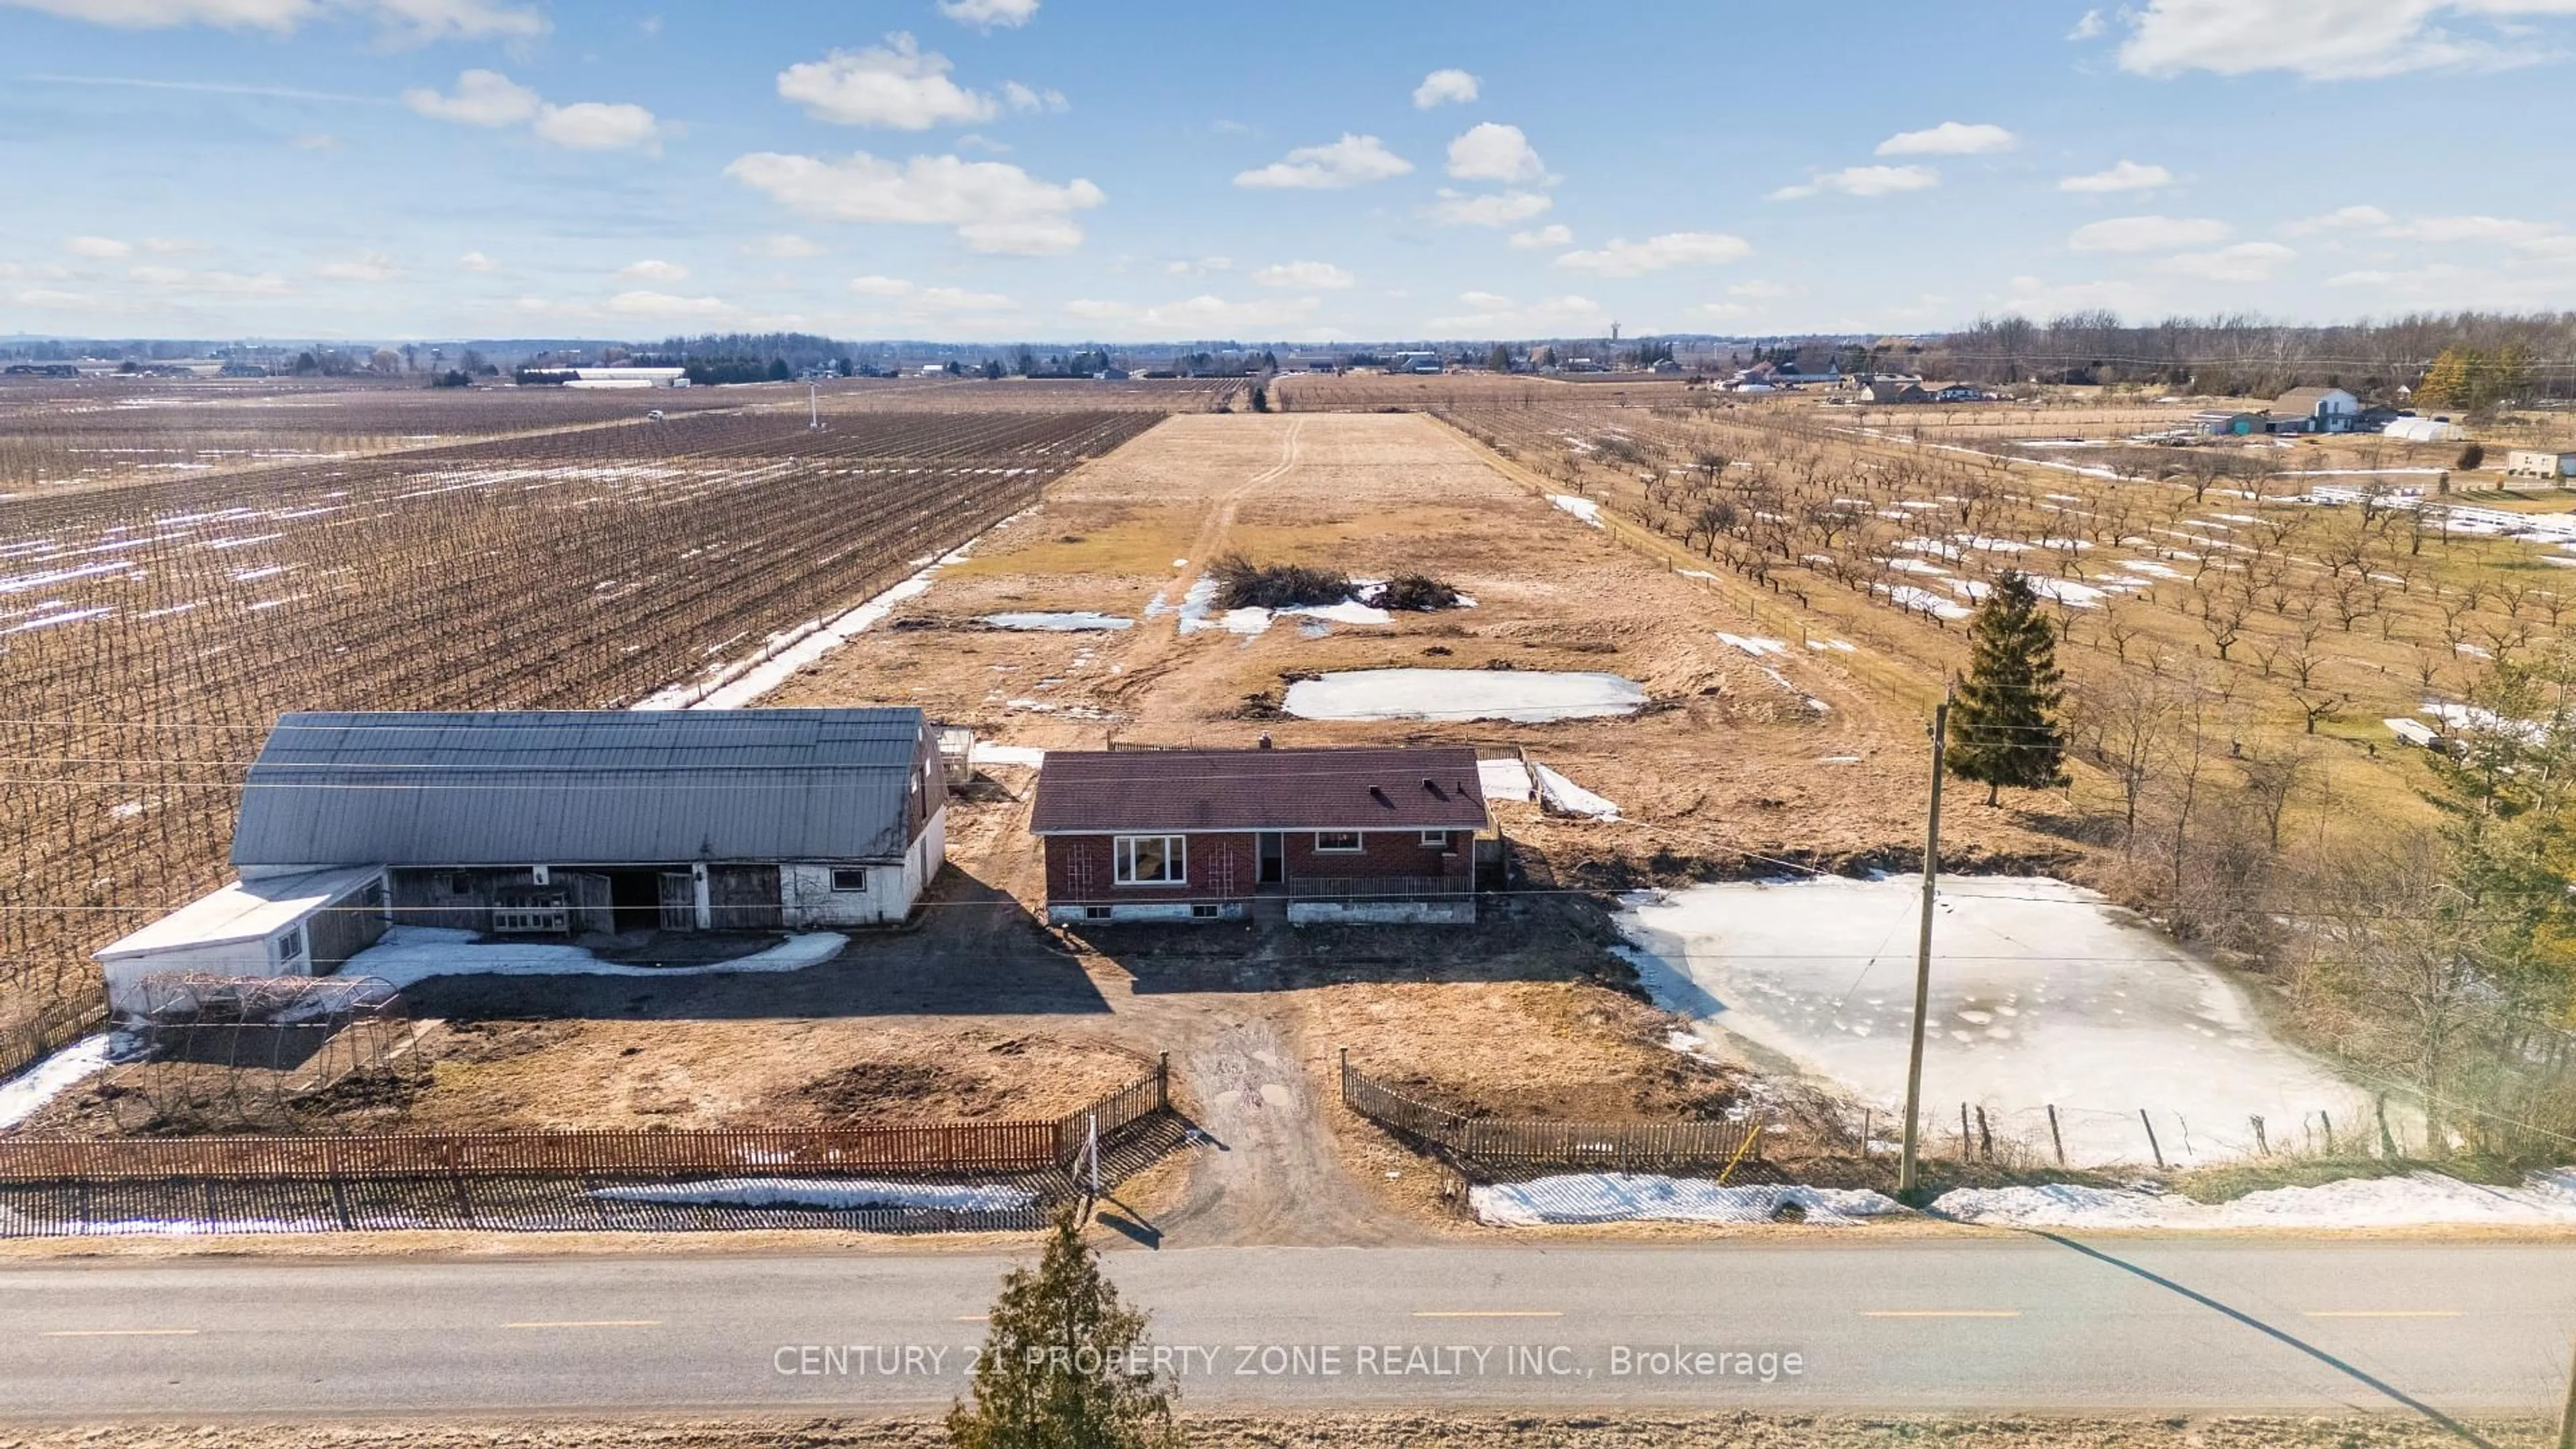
[1898,690,1951,1198]
[2558,1330,2576,1449]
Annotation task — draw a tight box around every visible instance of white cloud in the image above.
[1423,189,1552,227]
[1729,280,1790,299]
[955,133,1011,154]
[2059,159,2175,193]
[532,101,663,152]
[1412,68,1479,108]
[2068,214,2233,252]
[937,0,1037,30]
[2116,0,2576,80]
[457,250,500,272]
[606,290,737,319]
[402,68,541,127]
[744,234,825,258]
[1062,293,1325,336]
[64,235,133,259]
[617,259,690,283]
[142,237,206,254]
[2152,241,2298,281]
[846,276,1012,311]
[128,264,290,297]
[288,132,341,151]
[1233,133,1411,189]
[724,150,1106,254]
[1445,122,1550,184]
[12,288,91,309]
[314,250,398,282]
[2069,8,2107,38]
[1424,291,1605,335]
[0,0,544,41]
[1876,121,2017,156]
[1769,164,1939,200]
[778,35,999,130]
[2283,203,2395,234]
[1251,260,1354,289]
[2380,213,2559,243]
[1554,231,1752,277]
[1507,224,1572,250]
[1001,80,1067,113]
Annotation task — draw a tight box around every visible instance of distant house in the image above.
[93,708,947,1012]
[2506,450,2576,481]
[2192,409,2264,436]
[2267,387,2361,434]
[1030,746,1489,925]
[1860,380,1930,405]
[1935,384,1996,404]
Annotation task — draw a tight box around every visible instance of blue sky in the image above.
[4,0,2574,343]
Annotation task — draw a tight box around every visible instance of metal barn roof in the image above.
[1030,746,1489,835]
[230,709,926,869]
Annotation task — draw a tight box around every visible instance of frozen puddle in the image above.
[1474,1174,1902,1227]
[341,925,847,990]
[1619,877,2373,1165]
[1283,669,1647,723]
[981,612,1132,632]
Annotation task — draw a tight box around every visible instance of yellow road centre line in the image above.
[502,1320,661,1330]
[40,1328,199,1338]
[2304,1310,2463,1319]
[1863,1310,2021,1318]
[1412,1311,1564,1320]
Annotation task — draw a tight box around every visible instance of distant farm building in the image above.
[2506,450,2576,481]
[1030,746,1489,925]
[2192,409,2264,436]
[2267,386,2361,434]
[1859,380,1930,405]
[2383,416,2464,443]
[94,708,947,1012]
[564,366,690,390]
[1390,351,1444,374]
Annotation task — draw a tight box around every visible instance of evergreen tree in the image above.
[949,1209,1179,1449]
[1947,571,2067,806]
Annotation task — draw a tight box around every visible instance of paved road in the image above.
[4,1238,2573,1421]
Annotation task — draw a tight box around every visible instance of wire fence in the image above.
[1339,1052,1763,1174]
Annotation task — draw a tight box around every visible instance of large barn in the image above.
[95,708,945,1010]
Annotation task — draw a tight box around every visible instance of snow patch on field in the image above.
[592,1178,1037,1212]
[1478,758,1534,801]
[341,926,847,989]
[972,743,1046,767]
[1283,669,1647,723]
[1717,633,1789,659]
[0,1034,117,1130]
[1534,763,1620,820]
[1935,1170,2576,1229]
[1880,584,1973,620]
[982,612,1132,632]
[1474,1173,1903,1227]
[1548,494,1605,528]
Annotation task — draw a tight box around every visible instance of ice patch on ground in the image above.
[981,612,1132,632]
[1473,1173,1903,1226]
[1935,1170,2576,1229]
[0,1034,116,1130]
[341,926,847,990]
[972,743,1046,767]
[591,1178,1037,1212]
[1617,877,2375,1165]
[1283,669,1647,723]
[1717,633,1789,659]
[1548,494,1605,528]
[1534,762,1619,820]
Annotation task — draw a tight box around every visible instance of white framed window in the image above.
[1313,830,1363,853]
[1114,835,1187,885]
[276,925,305,963]
[830,867,869,894]
[1419,830,1449,849]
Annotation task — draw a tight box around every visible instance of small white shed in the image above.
[2506,450,2576,480]
[93,865,386,1015]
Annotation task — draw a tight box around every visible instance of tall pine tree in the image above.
[1947,570,2067,807]
[949,1208,1180,1449]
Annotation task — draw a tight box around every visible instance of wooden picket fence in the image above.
[0,1055,1170,1184]
[1340,1052,1761,1172]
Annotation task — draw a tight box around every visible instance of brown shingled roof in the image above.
[1030,747,1489,835]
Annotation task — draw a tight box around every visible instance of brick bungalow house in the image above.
[1030,745,1489,924]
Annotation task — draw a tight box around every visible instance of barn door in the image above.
[657,871,696,930]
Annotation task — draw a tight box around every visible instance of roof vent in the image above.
[1257,733,1273,749]
[1369,785,1391,807]
[1421,777,1444,798]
